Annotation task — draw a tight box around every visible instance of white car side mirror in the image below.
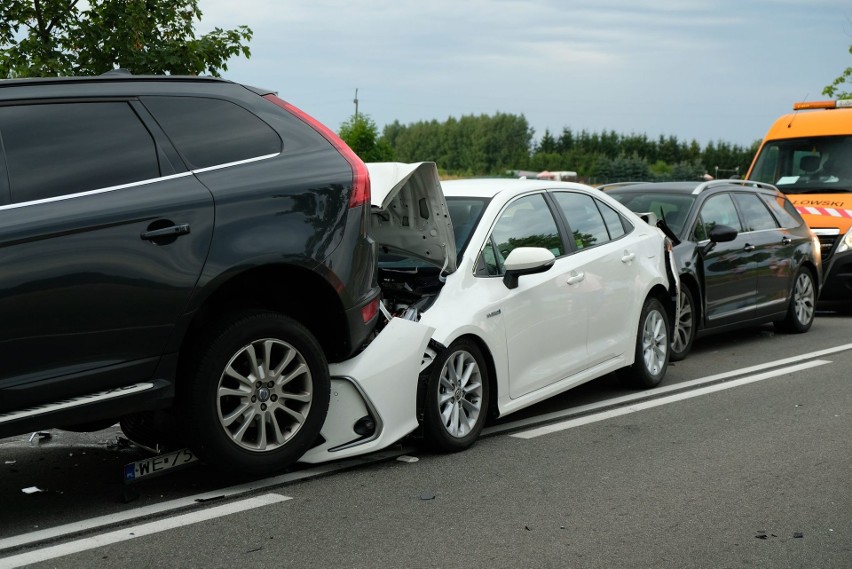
[503,247,556,289]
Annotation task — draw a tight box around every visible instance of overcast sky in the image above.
[199,0,851,147]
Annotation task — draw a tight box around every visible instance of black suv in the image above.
[606,180,821,360]
[0,74,379,474]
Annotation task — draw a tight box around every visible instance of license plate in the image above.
[124,448,198,482]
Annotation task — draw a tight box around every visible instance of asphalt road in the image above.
[0,313,850,568]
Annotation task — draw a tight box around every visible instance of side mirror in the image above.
[709,224,737,243]
[502,247,556,290]
[702,224,738,255]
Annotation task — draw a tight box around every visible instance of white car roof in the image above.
[440,178,599,199]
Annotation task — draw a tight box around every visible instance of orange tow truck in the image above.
[747,100,852,302]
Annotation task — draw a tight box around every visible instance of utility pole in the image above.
[353,88,359,121]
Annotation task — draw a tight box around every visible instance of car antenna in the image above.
[788,93,808,129]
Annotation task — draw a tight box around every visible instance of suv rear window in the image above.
[0,102,160,203]
[142,97,281,170]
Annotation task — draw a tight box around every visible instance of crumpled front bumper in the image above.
[299,317,433,464]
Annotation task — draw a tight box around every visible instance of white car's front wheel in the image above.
[422,339,490,452]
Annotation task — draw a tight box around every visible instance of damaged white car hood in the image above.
[368,162,457,273]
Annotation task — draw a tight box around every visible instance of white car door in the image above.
[476,193,589,399]
[551,192,639,365]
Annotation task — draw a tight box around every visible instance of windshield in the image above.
[607,191,696,238]
[748,135,852,194]
[378,196,489,269]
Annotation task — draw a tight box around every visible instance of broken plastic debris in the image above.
[28,432,51,444]
[5,460,16,465]
[21,486,44,494]
[793,532,804,539]
[397,455,419,463]
[419,492,435,501]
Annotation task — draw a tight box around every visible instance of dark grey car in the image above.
[606,180,821,360]
[0,74,379,474]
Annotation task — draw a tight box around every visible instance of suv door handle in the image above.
[743,244,755,252]
[141,224,191,240]
[781,236,792,245]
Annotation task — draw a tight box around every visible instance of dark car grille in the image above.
[818,234,838,260]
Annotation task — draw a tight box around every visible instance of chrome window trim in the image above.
[0,172,194,211]
[191,152,279,174]
[0,153,280,211]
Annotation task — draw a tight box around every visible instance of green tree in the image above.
[823,45,852,99]
[339,114,394,162]
[0,0,252,78]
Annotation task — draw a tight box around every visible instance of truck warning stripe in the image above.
[796,205,852,219]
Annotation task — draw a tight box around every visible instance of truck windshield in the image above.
[748,135,852,194]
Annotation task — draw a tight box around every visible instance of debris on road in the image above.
[21,486,44,494]
[419,492,435,501]
[28,432,51,445]
[396,455,419,463]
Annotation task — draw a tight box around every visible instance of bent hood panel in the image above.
[368,162,457,273]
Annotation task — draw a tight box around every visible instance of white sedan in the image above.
[301,163,678,461]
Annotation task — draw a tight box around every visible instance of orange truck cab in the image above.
[747,100,852,302]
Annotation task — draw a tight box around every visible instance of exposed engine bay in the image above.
[377,264,445,323]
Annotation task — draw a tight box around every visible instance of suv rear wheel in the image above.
[182,311,330,475]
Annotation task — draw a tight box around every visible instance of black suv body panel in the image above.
[0,76,378,441]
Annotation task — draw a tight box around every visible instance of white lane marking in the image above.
[485,342,852,437]
[0,446,411,553]
[0,493,289,568]
[511,360,831,440]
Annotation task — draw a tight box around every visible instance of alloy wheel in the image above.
[216,338,313,452]
[437,350,483,438]
[793,272,815,325]
[642,308,668,376]
[671,290,693,355]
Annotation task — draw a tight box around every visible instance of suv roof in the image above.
[0,74,275,101]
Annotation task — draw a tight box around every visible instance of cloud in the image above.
[196,0,852,145]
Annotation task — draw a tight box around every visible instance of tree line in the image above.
[345,112,760,184]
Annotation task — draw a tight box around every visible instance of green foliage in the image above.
[0,0,252,78]
[382,116,757,184]
[823,45,852,99]
[339,114,394,162]
[384,112,533,175]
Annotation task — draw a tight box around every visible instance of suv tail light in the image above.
[263,95,370,208]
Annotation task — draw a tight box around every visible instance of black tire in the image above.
[422,338,490,452]
[670,286,696,362]
[181,311,330,475]
[622,297,670,389]
[775,269,816,334]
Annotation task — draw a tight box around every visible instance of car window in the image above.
[142,96,282,170]
[696,193,742,239]
[607,191,694,237]
[732,193,779,232]
[760,194,804,229]
[0,102,161,203]
[552,192,610,250]
[597,200,631,239]
[447,197,489,256]
[477,193,563,276]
